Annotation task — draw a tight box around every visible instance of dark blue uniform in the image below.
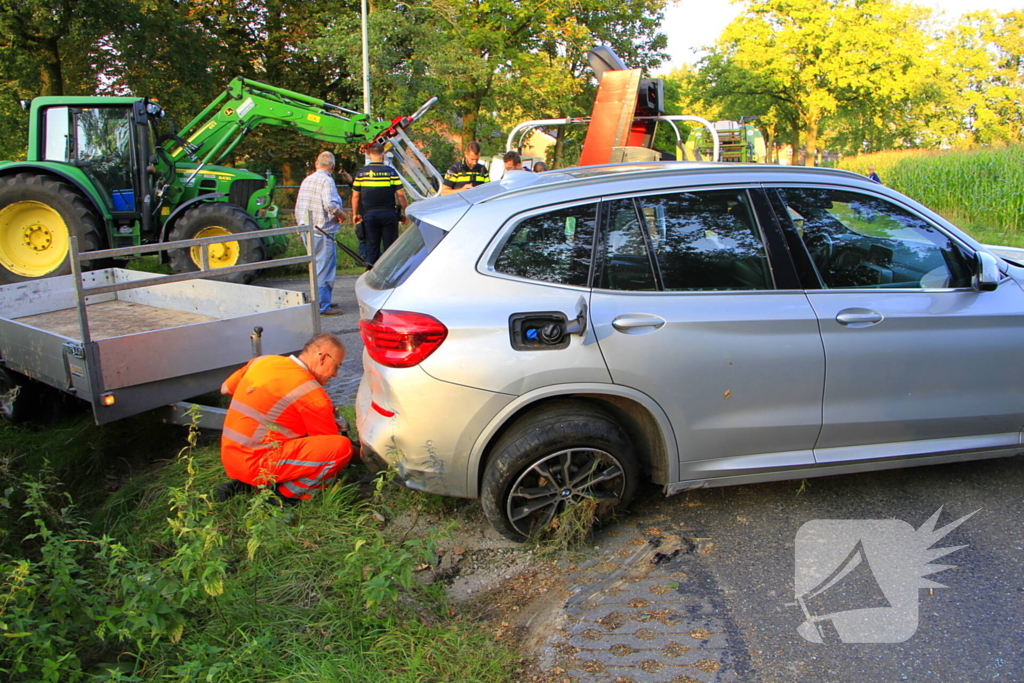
[442,160,489,191]
[353,163,404,264]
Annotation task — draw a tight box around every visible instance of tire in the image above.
[481,401,639,541]
[167,203,264,284]
[0,172,104,283]
[0,366,40,424]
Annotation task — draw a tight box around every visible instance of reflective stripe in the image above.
[228,396,270,423]
[227,399,302,440]
[268,381,321,422]
[222,426,255,448]
[247,379,321,446]
[226,400,299,449]
[279,480,304,495]
[299,462,337,486]
[355,179,401,187]
[278,458,329,468]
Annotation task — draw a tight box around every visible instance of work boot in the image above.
[320,304,343,316]
[215,479,255,502]
[268,487,302,507]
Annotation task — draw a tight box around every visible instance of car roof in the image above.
[459,161,872,206]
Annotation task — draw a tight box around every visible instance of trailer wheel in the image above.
[0,173,104,283]
[0,366,39,424]
[168,203,264,284]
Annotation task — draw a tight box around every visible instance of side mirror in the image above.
[973,251,1000,292]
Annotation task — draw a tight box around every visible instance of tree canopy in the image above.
[1,0,1021,170]
[672,0,1024,161]
[0,0,667,171]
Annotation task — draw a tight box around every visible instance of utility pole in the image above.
[361,0,371,116]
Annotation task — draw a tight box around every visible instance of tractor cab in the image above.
[31,98,159,245]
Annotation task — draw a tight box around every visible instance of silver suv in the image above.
[355,162,1024,540]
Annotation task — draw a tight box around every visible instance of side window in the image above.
[776,188,972,289]
[597,199,656,291]
[638,189,772,291]
[42,107,71,161]
[494,203,596,287]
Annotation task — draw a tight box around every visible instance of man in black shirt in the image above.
[441,141,490,195]
[352,143,409,265]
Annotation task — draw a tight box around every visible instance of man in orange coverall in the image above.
[214,332,353,504]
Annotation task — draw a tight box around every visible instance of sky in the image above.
[657,0,1024,73]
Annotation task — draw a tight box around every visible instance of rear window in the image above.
[365,218,447,290]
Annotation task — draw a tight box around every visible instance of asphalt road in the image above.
[547,456,1024,683]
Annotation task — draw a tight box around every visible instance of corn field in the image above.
[839,146,1024,241]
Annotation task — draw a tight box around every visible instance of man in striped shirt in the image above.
[294,151,346,315]
[440,140,490,195]
[352,143,409,265]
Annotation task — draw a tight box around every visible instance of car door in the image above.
[590,187,825,481]
[766,185,1024,463]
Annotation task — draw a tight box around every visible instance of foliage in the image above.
[533,498,599,559]
[0,415,517,682]
[940,10,1024,146]
[839,146,1024,243]
[314,0,668,160]
[689,0,942,163]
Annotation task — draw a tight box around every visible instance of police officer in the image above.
[352,143,409,265]
[441,141,489,195]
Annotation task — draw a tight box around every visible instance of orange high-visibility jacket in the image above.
[220,355,339,483]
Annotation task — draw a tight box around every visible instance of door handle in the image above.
[612,315,666,332]
[836,309,884,327]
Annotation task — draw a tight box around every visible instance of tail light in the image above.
[359,310,448,368]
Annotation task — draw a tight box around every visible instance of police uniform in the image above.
[442,159,490,192]
[353,162,404,264]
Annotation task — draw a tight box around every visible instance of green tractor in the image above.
[0,78,425,284]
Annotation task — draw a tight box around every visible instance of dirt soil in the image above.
[369,478,579,682]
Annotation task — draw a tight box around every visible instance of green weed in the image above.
[0,410,517,682]
[532,498,599,559]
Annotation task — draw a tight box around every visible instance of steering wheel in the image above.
[807,232,834,263]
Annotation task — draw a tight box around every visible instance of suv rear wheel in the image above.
[481,401,638,541]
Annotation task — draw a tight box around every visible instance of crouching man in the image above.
[215,333,353,503]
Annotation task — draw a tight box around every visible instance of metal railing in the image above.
[67,223,320,345]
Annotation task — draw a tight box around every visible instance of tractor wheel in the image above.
[0,173,104,283]
[168,203,265,284]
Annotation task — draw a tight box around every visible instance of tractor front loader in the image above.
[0,78,440,284]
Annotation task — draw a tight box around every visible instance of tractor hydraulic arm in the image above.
[164,78,393,168]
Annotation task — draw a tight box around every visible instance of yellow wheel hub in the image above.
[190,226,239,269]
[0,201,70,278]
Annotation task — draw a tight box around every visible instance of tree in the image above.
[315,0,667,160]
[942,10,1024,145]
[694,0,940,163]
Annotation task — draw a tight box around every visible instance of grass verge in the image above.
[0,415,518,683]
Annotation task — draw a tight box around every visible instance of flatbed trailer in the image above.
[0,225,320,426]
